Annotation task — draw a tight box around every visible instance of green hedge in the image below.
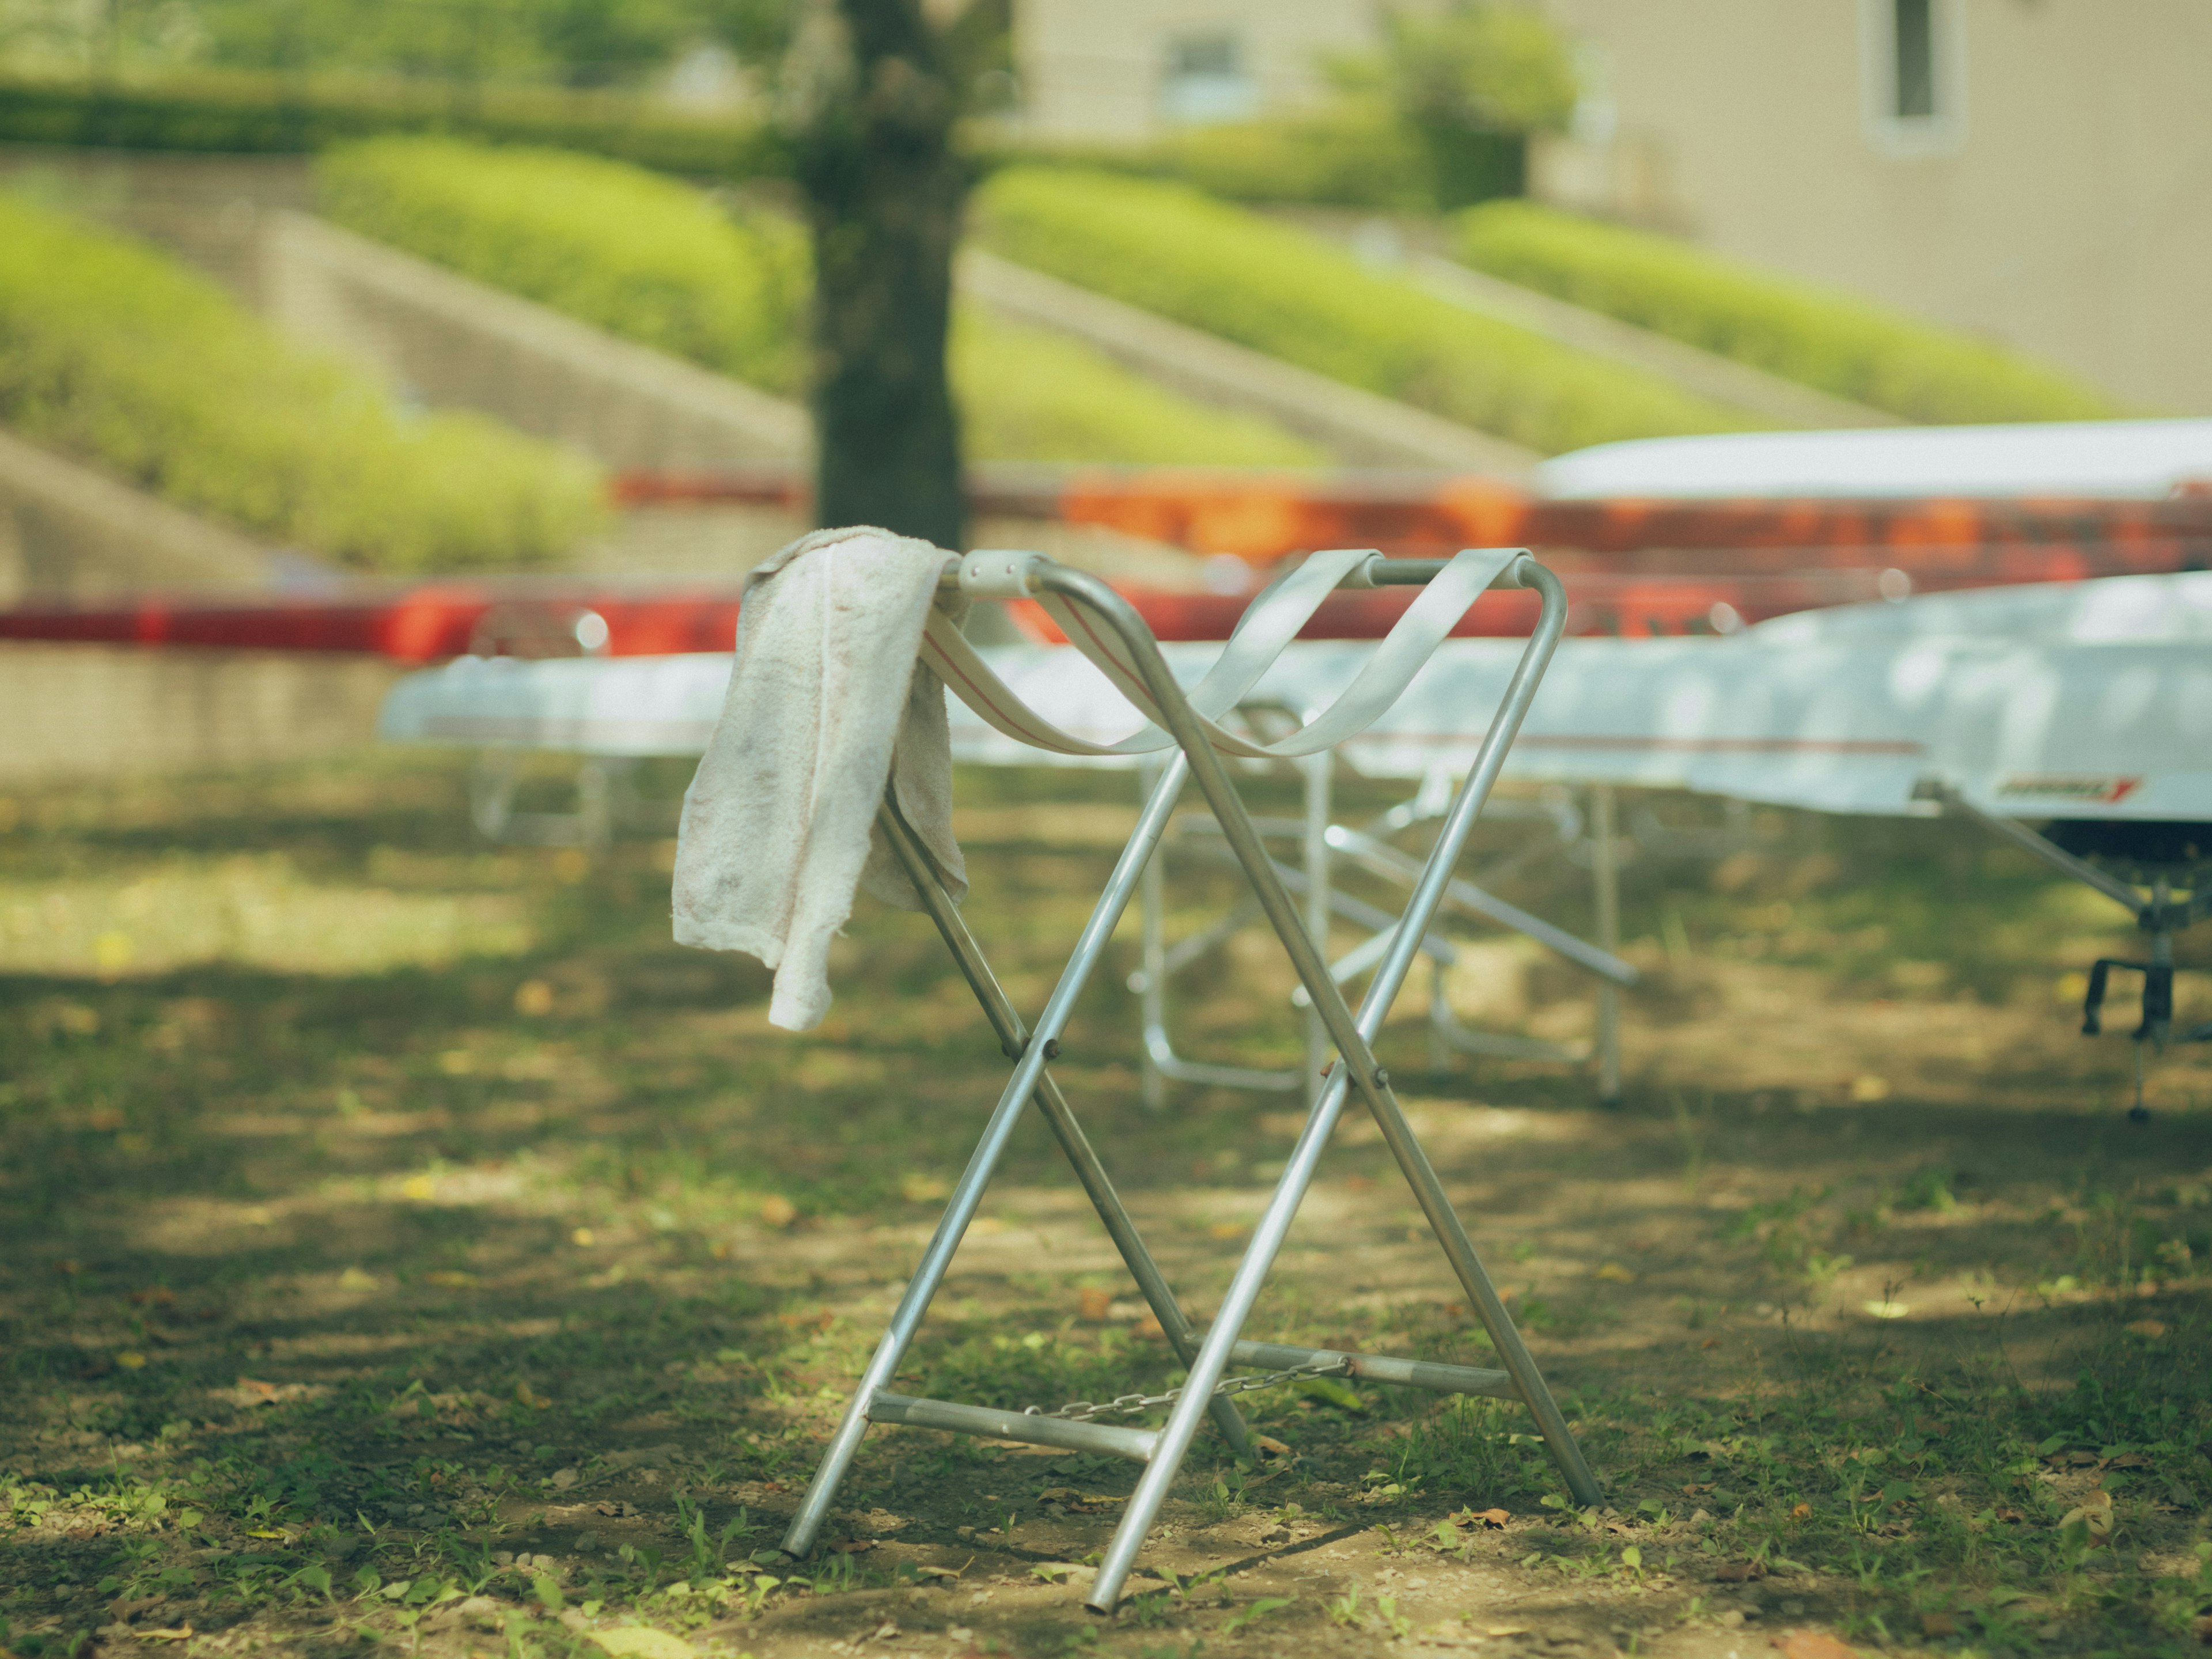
[0,68,783,177]
[320,138,810,396]
[975,167,1755,456]
[0,188,602,570]
[953,312,1321,468]
[982,109,1522,212]
[1452,200,2119,425]
[319,138,1324,468]
[1,69,1503,213]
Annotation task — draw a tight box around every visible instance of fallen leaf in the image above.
[117,1351,147,1370]
[571,1226,596,1247]
[1253,1434,1294,1460]
[2109,1451,2151,1469]
[1861,1300,1909,1320]
[869,1623,900,1643]
[1700,1337,1719,1349]
[2127,1319,2167,1339]
[1207,1222,1249,1241]
[550,1468,579,1491]
[1773,1633,1857,1659]
[338,1267,378,1292]
[1483,1627,1529,1639]
[2058,1488,2113,1540]
[1077,1287,1113,1322]
[514,979,555,1017]
[1457,1508,1509,1529]
[1715,1560,1766,1582]
[899,1173,950,1204]
[758,1195,798,1229]
[1919,1612,1959,1637]
[1849,1074,1891,1102]
[1789,1502,1811,1520]
[426,1271,477,1289]
[828,1538,877,1555]
[1994,1506,2024,1522]
[588,1630,696,1659]
[912,1564,963,1581]
[138,1625,195,1641]
[1593,1262,1636,1283]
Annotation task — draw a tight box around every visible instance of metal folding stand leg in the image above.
[779,552,1602,1612]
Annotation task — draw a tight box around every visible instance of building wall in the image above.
[1536,0,2212,415]
[1013,0,1385,142]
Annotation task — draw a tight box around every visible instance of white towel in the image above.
[672,525,966,1031]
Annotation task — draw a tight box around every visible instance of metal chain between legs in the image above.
[1025,1358,1351,1424]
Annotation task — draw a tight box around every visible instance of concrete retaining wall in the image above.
[0,428,286,601]
[960,249,1540,476]
[260,212,809,469]
[0,643,402,783]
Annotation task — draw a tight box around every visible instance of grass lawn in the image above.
[1,753,2208,1658]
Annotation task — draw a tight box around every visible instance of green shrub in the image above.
[984,108,1519,213]
[975,167,1755,455]
[0,67,784,177]
[320,137,810,396]
[1452,200,2120,425]
[321,138,1326,468]
[951,311,1323,468]
[0,188,601,571]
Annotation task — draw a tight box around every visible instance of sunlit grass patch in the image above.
[0,854,536,978]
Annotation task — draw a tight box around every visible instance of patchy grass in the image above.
[0,755,2208,1659]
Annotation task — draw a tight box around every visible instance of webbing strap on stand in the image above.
[777,548,1601,1612]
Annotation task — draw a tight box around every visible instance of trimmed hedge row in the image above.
[1452,200,2119,425]
[0,69,783,177]
[975,167,1755,456]
[953,311,1322,468]
[318,138,1324,468]
[320,138,810,396]
[983,110,1522,213]
[1,70,1500,212]
[0,188,602,570]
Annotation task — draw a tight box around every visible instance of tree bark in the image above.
[784,0,968,551]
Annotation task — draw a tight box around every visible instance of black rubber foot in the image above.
[2127,1104,2152,1125]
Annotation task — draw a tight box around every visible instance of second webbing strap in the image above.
[922,548,1517,760]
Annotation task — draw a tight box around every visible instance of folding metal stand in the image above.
[778,549,1602,1612]
[1133,758,1638,1104]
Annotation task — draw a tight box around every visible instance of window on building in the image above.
[1892,0,1936,119]
[1861,0,1964,154]
[1160,32,1257,126]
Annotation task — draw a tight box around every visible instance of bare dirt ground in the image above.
[2,757,2207,1659]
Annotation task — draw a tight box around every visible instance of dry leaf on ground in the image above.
[1773,1632,1857,1659]
[589,1629,696,1659]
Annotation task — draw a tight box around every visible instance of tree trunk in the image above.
[785,0,968,551]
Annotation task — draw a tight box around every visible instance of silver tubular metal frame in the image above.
[1137,774,1636,1096]
[776,551,1601,1611]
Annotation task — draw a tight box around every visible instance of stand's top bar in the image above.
[941,548,1529,601]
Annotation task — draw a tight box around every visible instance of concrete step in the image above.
[959,249,1539,476]
[1410,255,1901,431]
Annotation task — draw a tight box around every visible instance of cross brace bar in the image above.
[866,1394,1160,1462]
